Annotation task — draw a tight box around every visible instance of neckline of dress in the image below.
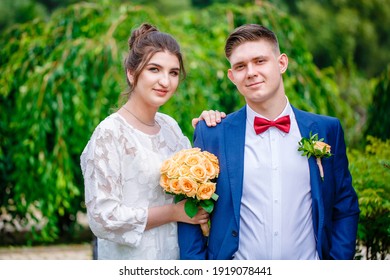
[115,112,162,137]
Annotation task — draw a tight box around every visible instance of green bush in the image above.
[348,136,390,259]
[365,65,390,142]
[0,3,161,243]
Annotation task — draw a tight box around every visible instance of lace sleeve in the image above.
[80,122,147,247]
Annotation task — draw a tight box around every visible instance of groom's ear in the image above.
[279,53,288,74]
[227,69,235,85]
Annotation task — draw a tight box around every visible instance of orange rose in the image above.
[185,153,203,166]
[159,174,171,192]
[190,164,208,182]
[196,182,216,200]
[179,164,191,177]
[203,151,219,175]
[167,162,180,178]
[172,150,187,163]
[314,141,331,153]
[203,150,218,164]
[160,158,173,174]
[178,177,198,198]
[203,158,217,179]
[185,148,201,154]
[213,161,220,175]
[169,178,182,194]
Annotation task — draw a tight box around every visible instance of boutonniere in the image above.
[298,133,332,181]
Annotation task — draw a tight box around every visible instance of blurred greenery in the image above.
[365,66,390,142]
[0,0,47,31]
[290,0,390,78]
[348,136,390,260]
[2,0,389,77]
[0,0,389,259]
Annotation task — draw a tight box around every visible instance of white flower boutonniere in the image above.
[298,133,332,181]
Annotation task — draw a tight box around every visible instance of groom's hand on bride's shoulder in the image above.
[192,110,226,128]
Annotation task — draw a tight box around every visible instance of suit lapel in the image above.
[224,107,246,221]
[293,107,324,255]
[293,107,322,189]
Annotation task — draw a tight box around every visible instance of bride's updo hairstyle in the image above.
[124,23,186,96]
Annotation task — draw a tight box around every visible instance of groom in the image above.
[178,24,360,260]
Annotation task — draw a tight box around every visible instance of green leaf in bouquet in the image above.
[184,199,199,218]
[174,194,186,204]
[200,199,214,213]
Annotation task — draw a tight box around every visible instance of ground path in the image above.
[0,243,388,260]
[0,243,92,260]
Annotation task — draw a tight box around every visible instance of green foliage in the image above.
[0,2,163,243]
[321,60,377,147]
[348,136,390,259]
[293,0,390,77]
[2,0,389,79]
[173,193,216,218]
[0,0,47,31]
[365,65,390,141]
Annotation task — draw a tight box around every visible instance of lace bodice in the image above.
[80,112,191,259]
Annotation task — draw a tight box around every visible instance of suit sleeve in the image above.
[178,121,209,259]
[329,120,360,259]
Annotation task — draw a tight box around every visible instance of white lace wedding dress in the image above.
[80,112,191,259]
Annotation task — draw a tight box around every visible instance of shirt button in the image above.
[274,232,279,236]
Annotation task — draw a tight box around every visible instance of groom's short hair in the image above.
[224,24,280,59]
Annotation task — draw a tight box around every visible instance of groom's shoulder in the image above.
[224,106,246,122]
[198,106,245,129]
[293,106,339,124]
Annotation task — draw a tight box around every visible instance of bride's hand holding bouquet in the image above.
[160,148,219,236]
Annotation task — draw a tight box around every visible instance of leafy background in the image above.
[0,0,389,259]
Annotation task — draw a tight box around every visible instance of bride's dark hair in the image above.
[123,23,186,95]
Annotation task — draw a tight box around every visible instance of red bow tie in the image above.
[254,115,291,134]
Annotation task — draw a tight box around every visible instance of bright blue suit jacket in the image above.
[178,106,360,260]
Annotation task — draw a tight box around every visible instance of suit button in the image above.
[232,230,238,237]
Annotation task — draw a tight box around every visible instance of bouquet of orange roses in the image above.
[160,148,219,236]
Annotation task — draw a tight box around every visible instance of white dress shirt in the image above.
[235,100,319,260]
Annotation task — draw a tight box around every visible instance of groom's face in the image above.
[227,39,288,108]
